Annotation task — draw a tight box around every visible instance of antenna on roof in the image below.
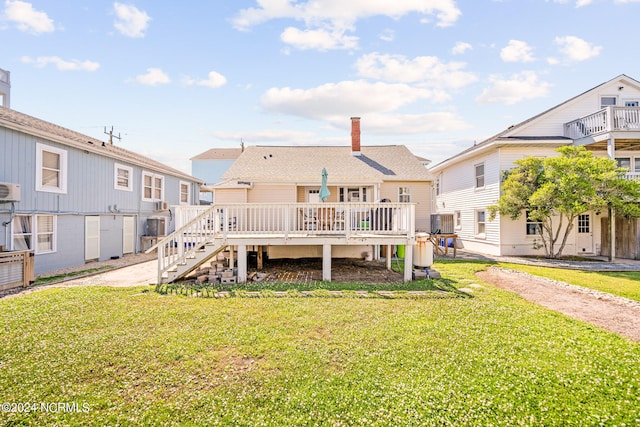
[240,138,245,152]
[104,126,121,145]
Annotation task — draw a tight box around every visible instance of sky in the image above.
[2,0,640,177]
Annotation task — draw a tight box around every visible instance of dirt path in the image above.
[477,267,640,343]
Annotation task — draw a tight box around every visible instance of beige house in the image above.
[159,118,432,283]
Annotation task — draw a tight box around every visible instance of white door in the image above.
[307,189,320,203]
[123,216,135,254]
[576,214,593,254]
[85,216,100,261]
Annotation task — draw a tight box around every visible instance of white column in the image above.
[607,138,616,262]
[237,245,247,283]
[386,245,392,270]
[403,243,413,282]
[322,244,332,282]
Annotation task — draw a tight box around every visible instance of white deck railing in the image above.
[159,202,415,281]
[565,106,640,139]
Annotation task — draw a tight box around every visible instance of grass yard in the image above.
[496,263,640,302]
[1,260,639,426]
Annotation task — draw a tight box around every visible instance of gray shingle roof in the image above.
[0,106,201,183]
[221,145,431,184]
[190,148,243,161]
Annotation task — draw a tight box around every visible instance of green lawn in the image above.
[496,262,640,302]
[1,261,639,426]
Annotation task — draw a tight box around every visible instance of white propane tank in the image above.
[413,232,433,267]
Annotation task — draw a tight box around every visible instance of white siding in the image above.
[247,184,296,203]
[435,151,501,255]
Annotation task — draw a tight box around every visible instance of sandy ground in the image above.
[477,267,640,343]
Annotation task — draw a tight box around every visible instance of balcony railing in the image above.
[564,106,640,139]
[173,202,415,238]
[624,171,640,181]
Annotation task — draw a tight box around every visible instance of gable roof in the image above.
[0,106,202,183]
[430,74,640,172]
[220,145,431,185]
[190,148,244,161]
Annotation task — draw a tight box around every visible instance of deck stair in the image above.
[151,205,227,284]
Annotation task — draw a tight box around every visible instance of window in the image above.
[398,187,411,203]
[339,187,368,202]
[635,159,640,173]
[142,172,164,201]
[12,214,56,254]
[12,215,32,251]
[114,163,133,191]
[616,158,631,169]
[454,210,461,229]
[476,210,486,236]
[180,181,190,204]
[36,143,67,193]
[600,96,617,108]
[526,211,542,236]
[475,163,485,188]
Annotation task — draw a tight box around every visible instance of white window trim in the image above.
[114,163,133,191]
[179,181,190,205]
[36,143,68,194]
[142,171,165,202]
[474,163,485,189]
[12,214,57,254]
[398,186,411,203]
[475,210,486,239]
[454,210,462,230]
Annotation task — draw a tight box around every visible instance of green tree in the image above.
[489,146,640,258]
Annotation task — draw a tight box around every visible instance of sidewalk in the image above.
[448,249,640,272]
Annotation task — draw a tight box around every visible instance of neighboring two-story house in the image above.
[430,74,640,259]
[0,106,202,275]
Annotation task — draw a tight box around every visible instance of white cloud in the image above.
[134,68,170,86]
[355,52,478,89]
[500,40,535,63]
[476,71,551,105]
[378,28,395,42]
[261,80,443,121]
[280,26,358,51]
[232,0,461,30]
[184,71,227,89]
[212,129,316,143]
[3,0,54,34]
[21,56,100,71]
[553,35,602,62]
[113,2,150,38]
[452,41,472,55]
[347,112,471,135]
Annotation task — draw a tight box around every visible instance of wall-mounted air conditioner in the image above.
[0,182,20,202]
[154,201,169,212]
[146,217,167,236]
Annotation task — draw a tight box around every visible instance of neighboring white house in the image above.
[0,106,203,275]
[430,74,640,259]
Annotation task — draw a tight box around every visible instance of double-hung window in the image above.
[36,143,67,193]
[115,164,133,191]
[476,210,486,237]
[526,211,542,236]
[12,214,56,254]
[398,187,411,203]
[142,172,164,202]
[179,181,190,204]
[475,163,485,189]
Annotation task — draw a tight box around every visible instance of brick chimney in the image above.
[351,116,361,156]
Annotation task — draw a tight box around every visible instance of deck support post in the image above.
[322,244,331,282]
[403,243,413,282]
[386,245,392,270]
[237,245,247,283]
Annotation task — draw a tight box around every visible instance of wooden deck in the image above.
[157,203,417,283]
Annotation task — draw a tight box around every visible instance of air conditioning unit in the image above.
[154,201,169,212]
[0,182,20,202]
